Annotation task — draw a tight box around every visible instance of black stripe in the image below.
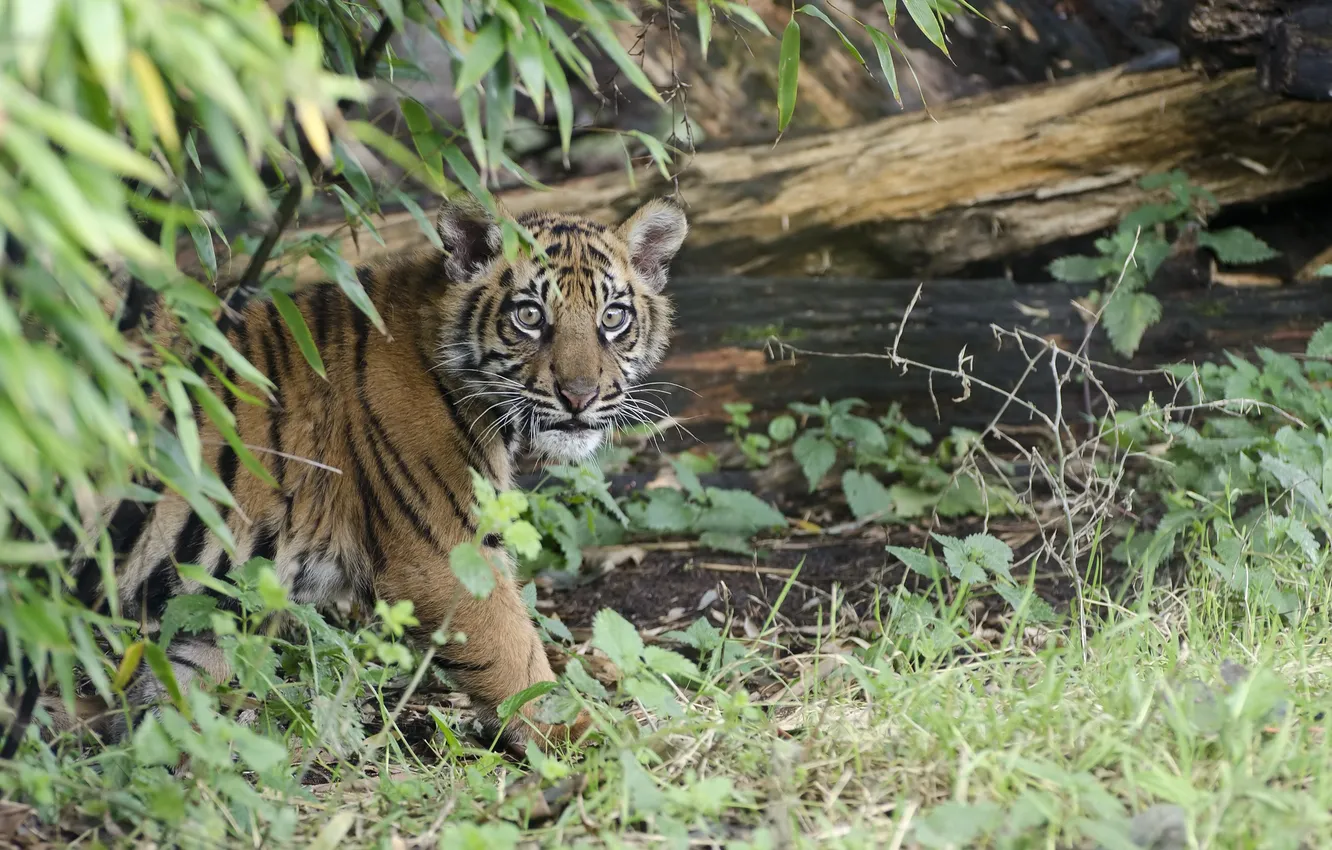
[423,457,477,535]
[261,331,285,488]
[482,533,501,549]
[267,301,294,377]
[357,412,449,557]
[166,652,208,677]
[174,511,208,567]
[251,524,279,563]
[432,656,493,674]
[311,284,333,350]
[107,500,152,557]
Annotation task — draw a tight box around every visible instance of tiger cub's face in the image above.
[434,198,689,462]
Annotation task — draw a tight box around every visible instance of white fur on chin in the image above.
[530,428,604,462]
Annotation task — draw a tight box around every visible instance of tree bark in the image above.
[194,66,1332,284]
[1258,4,1332,99]
[638,276,1332,442]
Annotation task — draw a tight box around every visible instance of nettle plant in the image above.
[1107,323,1332,618]
[772,398,1023,522]
[1050,170,1279,358]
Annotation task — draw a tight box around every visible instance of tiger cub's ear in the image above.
[618,198,688,293]
[436,195,504,281]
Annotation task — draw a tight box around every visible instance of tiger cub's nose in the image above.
[556,378,598,413]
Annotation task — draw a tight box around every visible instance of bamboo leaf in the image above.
[866,27,901,105]
[392,189,444,250]
[902,0,948,54]
[14,0,62,84]
[2,125,113,256]
[271,290,326,379]
[777,18,801,133]
[455,19,507,93]
[75,0,127,97]
[510,29,547,121]
[126,51,177,154]
[311,241,386,335]
[539,40,575,157]
[719,1,772,35]
[796,5,865,66]
[699,0,714,59]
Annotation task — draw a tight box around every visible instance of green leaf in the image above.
[1316,264,1332,277]
[509,29,547,122]
[449,543,498,599]
[672,458,705,500]
[311,242,386,335]
[564,657,610,700]
[699,0,713,59]
[843,470,895,522]
[159,594,219,649]
[397,99,445,188]
[777,18,801,133]
[455,19,508,93]
[540,41,575,156]
[271,290,326,379]
[994,583,1059,623]
[1197,227,1279,265]
[933,533,986,584]
[591,608,645,675]
[796,5,865,65]
[768,414,797,442]
[914,802,1003,847]
[141,642,187,715]
[1048,254,1105,283]
[964,533,1014,581]
[75,0,127,98]
[887,545,942,580]
[1306,322,1332,357]
[643,489,695,532]
[792,433,836,491]
[700,487,787,534]
[865,27,901,104]
[902,0,948,54]
[1102,291,1162,359]
[720,1,772,35]
[497,680,558,721]
[13,0,61,84]
[393,189,444,250]
[231,726,289,773]
[131,714,179,766]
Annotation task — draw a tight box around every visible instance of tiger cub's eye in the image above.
[513,303,544,330]
[601,306,629,332]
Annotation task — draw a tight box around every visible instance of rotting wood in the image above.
[613,276,1332,443]
[1258,4,1332,100]
[184,66,1332,283]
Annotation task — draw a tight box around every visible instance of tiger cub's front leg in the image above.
[377,543,591,754]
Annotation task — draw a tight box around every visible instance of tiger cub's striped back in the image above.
[36,196,688,753]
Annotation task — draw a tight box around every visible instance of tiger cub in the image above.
[25,196,688,754]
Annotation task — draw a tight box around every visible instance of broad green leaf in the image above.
[1197,227,1279,265]
[886,545,942,580]
[450,543,498,599]
[768,414,797,442]
[592,608,644,675]
[792,433,836,491]
[455,19,507,93]
[271,290,326,379]
[843,469,894,521]
[797,5,865,65]
[1103,291,1162,359]
[777,18,801,133]
[1307,322,1332,357]
[132,714,179,766]
[903,0,949,54]
[232,726,289,773]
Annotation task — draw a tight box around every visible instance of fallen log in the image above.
[635,276,1332,443]
[1258,4,1332,100]
[190,66,1332,283]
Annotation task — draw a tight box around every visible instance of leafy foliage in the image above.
[1049,170,1278,358]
